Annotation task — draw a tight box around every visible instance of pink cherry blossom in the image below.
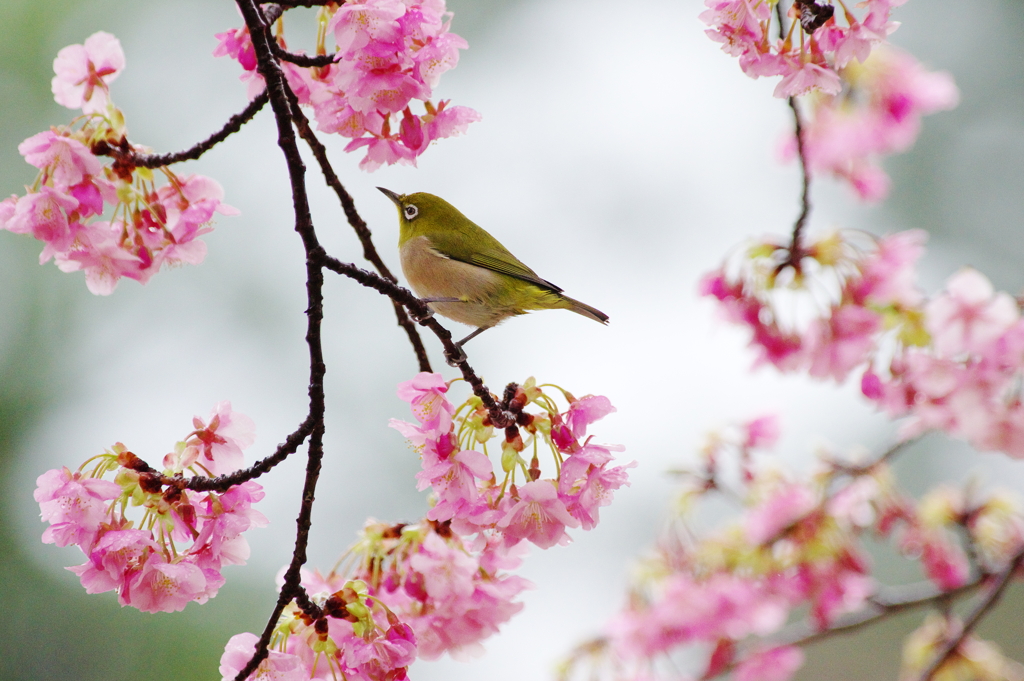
[127,555,209,613]
[849,229,927,308]
[926,268,1019,357]
[34,467,120,548]
[68,528,157,596]
[734,646,805,681]
[497,480,579,549]
[743,415,780,450]
[804,304,881,381]
[788,46,958,201]
[774,60,842,99]
[215,0,479,171]
[18,131,103,190]
[396,372,453,431]
[52,31,125,113]
[5,186,80,252]
[188,401,257,476]
[219,633,304,681]
[745,483,818,545]
[38,405,263,612]
[565,395,617,439]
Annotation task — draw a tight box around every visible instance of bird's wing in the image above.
[430,225,564,293]
[467,252,564,293]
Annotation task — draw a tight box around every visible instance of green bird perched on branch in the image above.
[378,187,609,349]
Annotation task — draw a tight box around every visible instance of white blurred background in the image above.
[1,1,1022,679]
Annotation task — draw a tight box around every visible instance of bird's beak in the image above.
[376,187,403,206]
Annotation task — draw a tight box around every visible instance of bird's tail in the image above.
[560,295,609,325]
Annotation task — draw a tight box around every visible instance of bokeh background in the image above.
[2,1,1023,679]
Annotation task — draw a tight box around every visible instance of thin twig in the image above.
[785,95,812,264]
[260,0,331,6]
[287,94,433,373]
[771,1,813,272]
[272,41,337,67]
[918,548,1024,681]
[128,92,269,168]
[708,579,985,679]
[825,437,920,477]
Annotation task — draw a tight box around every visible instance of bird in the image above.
[378,187,608,348]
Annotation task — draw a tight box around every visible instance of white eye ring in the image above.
[404,204,419,219]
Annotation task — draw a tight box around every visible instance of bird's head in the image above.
[377,187,468,243]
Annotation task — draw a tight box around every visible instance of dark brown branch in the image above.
[233,1,329,678]
[272,41,337,67]
[286,93,433,373]
[785,95,812,263]
[918,549,1024,681]
[128,91,269,168]
[706,579,985,680]
[260,0,331,6]
[317,253,518,428]
[825,437,919,477]
[163,415,316,492]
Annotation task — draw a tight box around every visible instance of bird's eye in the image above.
[404,204,419,220]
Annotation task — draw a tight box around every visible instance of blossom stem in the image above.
[916,547,1024,681]
[785,95,813,267]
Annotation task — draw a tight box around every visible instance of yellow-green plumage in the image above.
[378,188,608,346]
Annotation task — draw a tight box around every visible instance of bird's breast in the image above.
[399,235,514,328]
[399,236,499,299]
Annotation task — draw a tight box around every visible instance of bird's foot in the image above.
[409,306,434,323]
[444,345,468,367]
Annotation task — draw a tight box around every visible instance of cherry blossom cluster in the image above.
[703,229,1024,460]
[338,520,529,659]
[220,577,417,681]
[563,417,1024,681]
[223,517,530,676]
[215,0,480,171]
[1,32,237,294]
[390,373,634,549]
[783,45,959,201]
[701,0,904,99]
[34,402,265,613]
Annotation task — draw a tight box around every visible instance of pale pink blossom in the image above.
[219,633,304,681]
[804,304,881,381]
[850,230,927,308]
[926,268,1019,357]
[734,646,805,681]
[743,415,780,450]
[5,186,80,252]
[128,555,209,613]
[790,46,959,201]
[497,480,579,549]
[745,484,818,545]
[774,61,842,99]
[52,31,125,113]
[18,131,103,189]
[189,401,257,476]
[34,467,120,548]
[396,372,453,432]
[68,528,157,596]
